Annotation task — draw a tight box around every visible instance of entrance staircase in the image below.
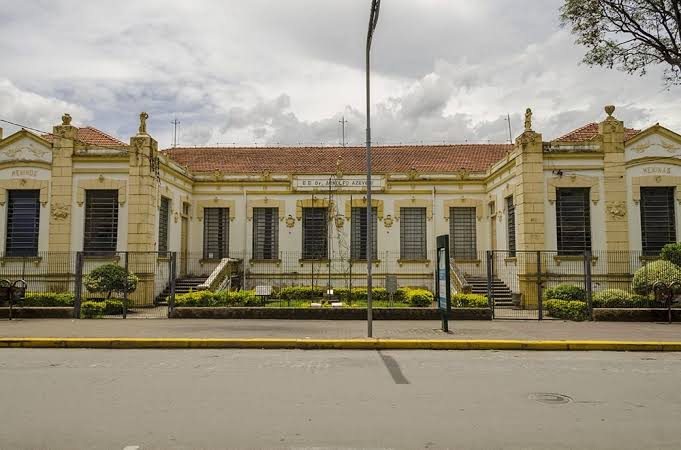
[464,276,514,307]
[155,277,207,305]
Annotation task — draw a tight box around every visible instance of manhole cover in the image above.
[529,393,572,404]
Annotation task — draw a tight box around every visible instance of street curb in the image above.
[1,338,681,351]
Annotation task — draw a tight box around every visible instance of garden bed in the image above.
[170,307,492,320]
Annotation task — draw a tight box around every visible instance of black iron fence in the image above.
[479,250,681,320]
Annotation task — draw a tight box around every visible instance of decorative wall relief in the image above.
[606,201,627,219]
[383,215,394,228]
[285,215,296,228]
[50,203,69,221]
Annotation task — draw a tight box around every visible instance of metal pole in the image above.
[584,250,593,320]
[123,252,129,319]
[74,252,83,319]
[537,251,543,320]
[366,0,381,338]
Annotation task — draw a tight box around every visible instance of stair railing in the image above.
[197,258,239,292]
[450,260,472,294]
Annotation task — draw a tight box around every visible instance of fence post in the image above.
[536,251,543,320]
[122,252,129,319]
[584,250,593,320]
[486,251,494,319]
[168,252,176,317]
[74,252,83,319]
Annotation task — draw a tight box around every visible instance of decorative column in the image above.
[513,108,545,308]
[126,112,160,305]
[599,105,630,286]
[48,114,77,291]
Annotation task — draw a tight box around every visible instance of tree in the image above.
[561,0,681,86]
[83,264,139,300]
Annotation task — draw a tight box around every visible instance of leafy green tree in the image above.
[83,264,139,299]
[561,0,681,86]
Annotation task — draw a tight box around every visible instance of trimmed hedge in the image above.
[175,287,433,307]
[545,299,589,321]
[80,301,106,319]
[632,260,681,297]
[543,284,586,301]
[174,290,259,307]
[592,289,652,308]
[403,288,434,307]
[452,293,489,308]
[22,292,75,307]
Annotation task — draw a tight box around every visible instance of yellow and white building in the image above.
[0,106,679,306]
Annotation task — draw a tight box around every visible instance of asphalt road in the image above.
[1,350,680,450]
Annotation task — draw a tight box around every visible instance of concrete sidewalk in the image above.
[1,319,680,341]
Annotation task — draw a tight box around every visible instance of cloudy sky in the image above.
[0,0,678,149]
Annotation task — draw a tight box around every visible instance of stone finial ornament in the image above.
[61,113,72,126]
[524,108,532,131]
[605,105,616,117]
[139,112,149,134]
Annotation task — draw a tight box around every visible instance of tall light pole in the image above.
[366,0,381,338]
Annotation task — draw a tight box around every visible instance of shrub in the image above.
[661,243,681,267]
[83,264,139,299]
[80,301,106,319]
[452,293,489,308]
[334,287,390,302]
[403,288,434,307]
[592,289,651,308]
[22,292,75,307]
[102,299,124,315]
[545,300,588,321]
[174,290,217,307]
[632,260,681,298]
[278,286,324,300]
[543,284,586,301]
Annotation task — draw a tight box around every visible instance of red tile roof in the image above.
[162,144,512,174]
[41,126,127,147]
[553,123,640,142]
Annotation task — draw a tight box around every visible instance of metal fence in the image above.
[479,250,681,320]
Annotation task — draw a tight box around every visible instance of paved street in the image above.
[1,318,680,341]
[1,349,680,449]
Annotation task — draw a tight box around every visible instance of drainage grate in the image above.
[529,392,573,404]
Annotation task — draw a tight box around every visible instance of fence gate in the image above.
[487,250,595,320]
[74,251,176,319]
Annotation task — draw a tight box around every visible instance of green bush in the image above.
[661,243,681,267]
[175,290,259,307]
[22,292,75,307]
[334,287,391,302]
[83,264,139,299]
[278,286,324,300]
[452,293,489,308]
[632,260,681,298]
[543,284,586,301]
[80,301,106,319]
[545,300,588,321]
[592,289,651,308]
[102,299,124,315]
[403,288,434,307]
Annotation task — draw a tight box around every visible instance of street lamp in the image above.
[366,0,381,338]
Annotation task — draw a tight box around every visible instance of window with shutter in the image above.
[506,196,516,256]
[351,206,378,260]
[302,207,328,259]
[556,188,591,255]
[252,207,279,259]
[203,208,229,259]
[84,190,119,256]
[158,197,170,254]
[5,190,40,257]
[640,187,676,256]
[400,207,427,259]
[449,207,477,259]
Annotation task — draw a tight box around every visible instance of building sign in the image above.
[293,176,384,191]
[643,167,672,175]
[11,169,38,177]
